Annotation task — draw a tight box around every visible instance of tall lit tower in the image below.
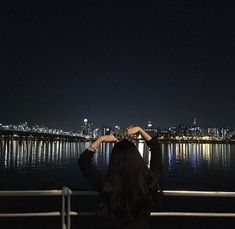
[193,117,197,126]
[81,118,92,136]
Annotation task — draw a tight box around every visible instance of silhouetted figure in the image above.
[79,126,162,228]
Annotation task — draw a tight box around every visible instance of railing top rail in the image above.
[0,187,71,197]
[164,190,235,197]
[1,188,235,197]
[72,190,235,197]
[69,211,235,218]
[0,190,62,196]
[0,212,61,218]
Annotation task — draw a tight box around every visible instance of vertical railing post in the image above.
[62,187,66,229]
[62,186,71,229]
[67,188,71,229]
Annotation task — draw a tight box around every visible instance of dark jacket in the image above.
[78,137,162,229]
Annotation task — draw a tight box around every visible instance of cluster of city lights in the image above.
[0,122,82,137]
[1,119,235,141]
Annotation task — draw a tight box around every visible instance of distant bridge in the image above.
[0,129,87,142]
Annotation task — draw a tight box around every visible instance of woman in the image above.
[78,126,162,228]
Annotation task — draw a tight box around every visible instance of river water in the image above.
[0,140,234,191]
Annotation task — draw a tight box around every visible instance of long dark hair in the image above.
[101,139,161,226]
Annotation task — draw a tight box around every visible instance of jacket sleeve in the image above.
[78,149,106,192]
[145,136,162,176]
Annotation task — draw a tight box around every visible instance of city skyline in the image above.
[1,116,235,131]
[1,0,235,129]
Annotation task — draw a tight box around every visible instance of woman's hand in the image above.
[126,127,141,136]
[126,126,152,141]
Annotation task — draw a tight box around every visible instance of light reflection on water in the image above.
[165,143,231,171]
[1,139,235,190]
[0,140,87,169]
[0,140,234,171]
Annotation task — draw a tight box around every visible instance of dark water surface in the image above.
[0,140,234,191]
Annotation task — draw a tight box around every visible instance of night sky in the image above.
[1,0,235,130]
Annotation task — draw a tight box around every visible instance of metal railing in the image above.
[1,188,235,229]
[71,190,235,218]
[0,187,71,229]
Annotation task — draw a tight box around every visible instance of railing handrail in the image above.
[0,212,61,217]
[1,189,235,197]
[69,211,235,218]
[163,190,235,197]
[0,190,64,196]
[2,189,235,199]
[72,190,235,197]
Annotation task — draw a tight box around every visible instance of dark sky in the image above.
[1,0,235,130]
